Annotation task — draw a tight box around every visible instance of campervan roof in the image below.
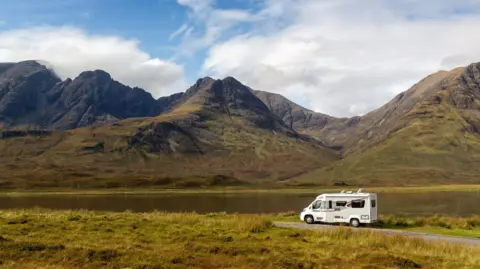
[316,189,373,199]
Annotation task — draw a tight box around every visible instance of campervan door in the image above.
[370,194,378,221]
[323,197,335,223]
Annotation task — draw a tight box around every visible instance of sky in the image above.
[1,0,480,117]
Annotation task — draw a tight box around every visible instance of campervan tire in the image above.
[350,218,360,228]
[304,215,314,224]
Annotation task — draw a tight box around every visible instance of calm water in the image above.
[0,192,479,217]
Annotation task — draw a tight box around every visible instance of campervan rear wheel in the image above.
[350,218,360,228]
[304,215,314,224]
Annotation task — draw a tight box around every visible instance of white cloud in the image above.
[177,0,212,15]
[0,26,186,98]
[201,0,480,116]
[174,0,258,57]
[169,23,189,41]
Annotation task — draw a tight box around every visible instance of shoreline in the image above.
[0,184,479,196]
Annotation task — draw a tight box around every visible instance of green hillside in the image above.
[290,65,480,186]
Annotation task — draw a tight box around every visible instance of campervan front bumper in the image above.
[299,209,308,221]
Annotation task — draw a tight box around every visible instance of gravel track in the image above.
[273,221,480,246]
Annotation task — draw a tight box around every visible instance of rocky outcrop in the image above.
[451,63,480,109]
[445,63,480,135]
[157,92,184,113]
[127,122,205,154]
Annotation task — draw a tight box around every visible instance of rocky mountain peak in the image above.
[174,76,295,134]
[0,61,62,127]
[196,76,215,86]
[75,70,112,84]
[181,76,271,114]
[0,60,55,84]
[221,76,242,85]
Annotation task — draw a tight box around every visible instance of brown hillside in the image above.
[290,63,480,185]
[0,77,337,189]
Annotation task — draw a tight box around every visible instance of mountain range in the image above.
[0,60,479,188]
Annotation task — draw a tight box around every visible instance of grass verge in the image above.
[376,215,480,238]
[0,210,479,268]
[272,212,480,239]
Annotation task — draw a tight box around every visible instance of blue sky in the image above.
[1,0,203,80]
[0,0,269,82]
[1,0,480,116]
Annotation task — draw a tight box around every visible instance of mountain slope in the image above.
[337,69,464,154]
[254,70,463,154]
[0,76,337,189]
[289,63,480,185]
[253,90,358,149]
[2,59,480,187]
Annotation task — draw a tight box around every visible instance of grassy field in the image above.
[1,184,480,196]
[0,210,479,268]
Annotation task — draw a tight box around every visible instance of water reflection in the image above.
[0,192,479,217]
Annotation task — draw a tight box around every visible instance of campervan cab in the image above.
[299,189,377,227]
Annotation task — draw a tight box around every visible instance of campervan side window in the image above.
[336,201,347,207]
[371,200,376,208]
[351,200,365,208]
[328,201,333,209]
[312,200,322,210]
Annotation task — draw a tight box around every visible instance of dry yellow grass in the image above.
[0,210,479,268]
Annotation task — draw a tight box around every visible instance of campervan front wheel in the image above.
[350,218,360,228]
[304,215,314,224]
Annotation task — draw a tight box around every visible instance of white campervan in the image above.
[299,189,377,227]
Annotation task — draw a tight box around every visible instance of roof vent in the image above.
[357,188,363,193]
